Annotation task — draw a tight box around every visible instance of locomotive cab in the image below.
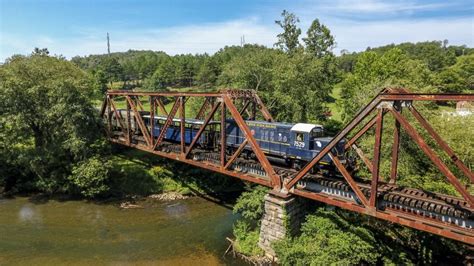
[289,123,324,151]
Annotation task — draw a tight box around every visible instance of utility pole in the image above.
[107,32,111,55]
[240,35,246,47]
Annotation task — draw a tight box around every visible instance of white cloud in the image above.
[329,17,474,53]
[318,0,448,14]
[0,18,279,60]
[0,2,472,61]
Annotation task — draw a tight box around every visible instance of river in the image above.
[0,196,247,265]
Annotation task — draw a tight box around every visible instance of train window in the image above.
[283,135,287,143]
[270,131,274,141]
[278,133,283,142]
[311,127,324,138]
[296,132,304,142]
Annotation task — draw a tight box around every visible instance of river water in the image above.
[0,196,247,265]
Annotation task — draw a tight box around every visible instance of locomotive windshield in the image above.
[311,127,324,138]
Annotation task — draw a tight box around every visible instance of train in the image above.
[109,109,354,172]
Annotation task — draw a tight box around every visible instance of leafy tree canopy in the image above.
[0,52,108,196]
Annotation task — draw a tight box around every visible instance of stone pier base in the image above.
[258,193,306,257]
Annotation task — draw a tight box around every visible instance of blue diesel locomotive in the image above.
[225,120,346,169]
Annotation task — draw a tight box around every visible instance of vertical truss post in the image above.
[180,96,186,155]
[390,102,401,184]
[126,96,152,146]
[106,96,112,137]
[221,99,226,167]
[370,108,384,207]
[126,98,131,145]
[150,96,155,147]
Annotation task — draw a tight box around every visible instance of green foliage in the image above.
[233,186,269,221]
[232,220,264,256]
[274,10,302,54]
[435,54,474,93]
[366,41,459,71]
[340,48,433,121]
[273,209,379,265]
[220,48,339,123]
[69,156,111,197]
[303,19,335,58]
[0,52,106,195]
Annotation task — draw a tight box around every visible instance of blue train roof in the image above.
[143,115,220,125]
[226,119,294,129]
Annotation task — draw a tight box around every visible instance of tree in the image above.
[99,57,124,86]
[32,47,50,56]
[143,56,175,91]
[0,52,107,196]
[303,19,335,58]
[340,48,433,120]
[273,209,379,265]
[274,10,301,54]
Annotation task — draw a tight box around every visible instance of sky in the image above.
[0,0,473,61]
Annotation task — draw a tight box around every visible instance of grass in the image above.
[327,85,343,122]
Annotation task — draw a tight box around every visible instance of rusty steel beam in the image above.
[106,96,112,137]
[126,96,152,147]
[100,95,108,117]
[108,90,220,97]
[195,97,211,120]
[239,100,252,118]
[345,113,380,150]
[291,188,474,245]
[152,97,180,150]
[109,97,128,137]
[390,104,402,184]
[150,96,155,147]
[185,102,221,158]
[125,98,131,145]
[155,97,168,116]
[329,152,369,206]
[225,139,249,170]
[409,106,474,183]
[180,96,185,154]
[110,138,273,187]
[352,144,374,172]
[135,96,145,111]
[390,109,474,207]
[370,108,384,207]
[253,92,274,122]
[221,101,226,167]
[380,93,474,101]
[223,95,280,189]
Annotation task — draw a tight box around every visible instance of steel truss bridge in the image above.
[100,88,474,245]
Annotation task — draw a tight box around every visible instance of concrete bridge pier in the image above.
[258,192,306,258]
